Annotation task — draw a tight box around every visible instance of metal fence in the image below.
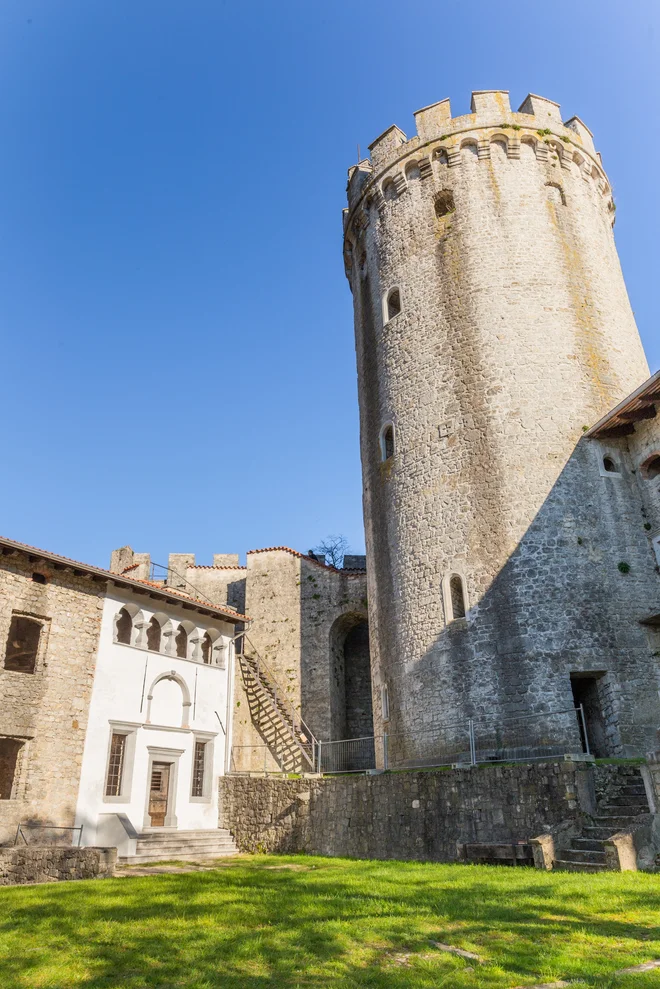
[472,707,587,765]
[315,706,589,774]
[229,706,591,775]
[229,744,306,774]
[317,735,379,773]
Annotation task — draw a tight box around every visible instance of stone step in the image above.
[593,812,640,824]
[582,826,618,840]
[136,839,237,853]
[122,827,240,864]
[133,847,237,861]
[560,848,606,864]
[136,836,236,848]
[138,829,234,841]
[553,859,608,873]
[606,793,648,805]
[571,838,604,852]
[121,848,238,864]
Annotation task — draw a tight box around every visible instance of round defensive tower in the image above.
[344,90,656,761]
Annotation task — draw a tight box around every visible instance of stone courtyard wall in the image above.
[219,761,597,861]
[0,845,116,885]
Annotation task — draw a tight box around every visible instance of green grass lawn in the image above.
[1,855,660,988]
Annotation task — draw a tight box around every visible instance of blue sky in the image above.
[1,0,658,569]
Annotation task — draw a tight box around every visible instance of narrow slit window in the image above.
[381,684,390,722]
[380,423,395,462]
[191,740,207,797]
[4,616,42,674]
[449,575,466,620]
[115,608,132,645]
[386,289,401,321]
[105,732,126,797]
[146,617,161,652]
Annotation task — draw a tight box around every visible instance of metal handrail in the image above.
[239,634,317,766]
[15,823,84,847]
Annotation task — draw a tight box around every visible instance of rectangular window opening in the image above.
[105,732,127,797]
[0,738,24,799]
[4,615,43,673]
[191,740,207,797]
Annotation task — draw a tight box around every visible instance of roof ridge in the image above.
[246,545,366,575]
[190,564,247,570]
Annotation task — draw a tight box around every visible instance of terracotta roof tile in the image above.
[190,564,247,571]
[0,535,248,623]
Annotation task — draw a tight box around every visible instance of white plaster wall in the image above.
[75,589,235,845]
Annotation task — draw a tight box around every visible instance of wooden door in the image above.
[148,762,171,826]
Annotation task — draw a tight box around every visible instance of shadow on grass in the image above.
[0,858,659,988]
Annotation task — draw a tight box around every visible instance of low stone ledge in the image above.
[603,814,654,872]
[530,820,580,870]
[0,846,117,886]
[457,842,533,866]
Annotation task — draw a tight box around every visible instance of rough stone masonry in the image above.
[343,90,660,761]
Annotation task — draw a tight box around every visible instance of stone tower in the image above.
[344,90,659,760]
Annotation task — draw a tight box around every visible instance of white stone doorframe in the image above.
[143,745,184,830]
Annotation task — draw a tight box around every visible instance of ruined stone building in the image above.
[1,90,660,858]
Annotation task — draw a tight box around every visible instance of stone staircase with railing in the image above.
[236,637,318,774]
[554,769,650,872]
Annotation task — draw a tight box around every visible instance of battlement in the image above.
[355,90,597,187]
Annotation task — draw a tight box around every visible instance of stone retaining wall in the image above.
[219,761,605,861]
[0,846,116,886]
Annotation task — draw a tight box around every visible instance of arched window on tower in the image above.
[115,608,132,645]
[380,423,395,462]
[385,288,401,323]
[146,617,161,652]
[448,574,467,621]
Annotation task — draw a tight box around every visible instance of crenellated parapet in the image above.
[343,90,613,275]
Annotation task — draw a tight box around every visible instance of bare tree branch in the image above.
[309,534,350,569]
